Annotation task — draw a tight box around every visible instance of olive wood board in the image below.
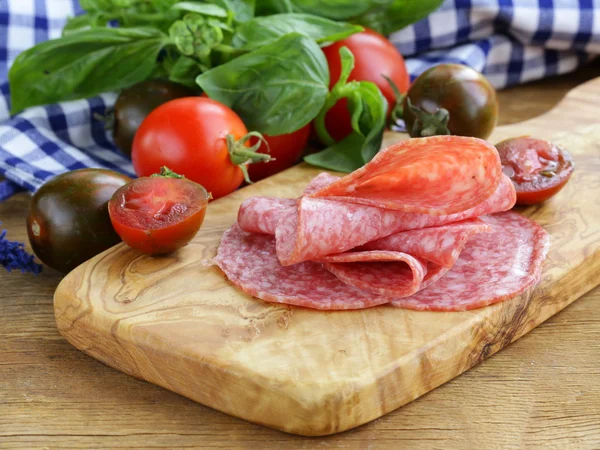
[54,78,600,436]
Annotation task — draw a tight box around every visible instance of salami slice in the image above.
[363,218,492,268]
[276,175,515,266]
[317,219,490,298]
[303,172,341,195]
[217,215,548,312]
[391,212,550,311]
[237,173,341,235]
[237,197,295,235]
[216,224,391,310]
[320,251,428,297]
[311,136,502,215]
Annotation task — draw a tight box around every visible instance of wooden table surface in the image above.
[2,64,600,449]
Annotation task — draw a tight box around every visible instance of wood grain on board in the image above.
[52,78,600,437]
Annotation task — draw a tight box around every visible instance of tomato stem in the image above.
[226,132,272,184]
[382,75,405,128]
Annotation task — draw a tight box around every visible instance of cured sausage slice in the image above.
[276,175,514,266]
[237,197,295,235]
[237,173,341,235]
[311,136,502,215]
[302,172,341,195]
[215,224,391,310]
[318,219,490,298]
[391,212,550,311]
[363,218,491,268]
[320,251,428,297]
[217,214,548,312]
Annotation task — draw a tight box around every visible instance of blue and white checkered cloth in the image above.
[0,0,599,201]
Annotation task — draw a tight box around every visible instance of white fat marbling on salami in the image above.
[392,212,550,311]
[216,224,391,310]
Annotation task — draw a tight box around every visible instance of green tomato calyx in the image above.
[152,166,185,179]
[406,97,451,137]
[226,132,272,184]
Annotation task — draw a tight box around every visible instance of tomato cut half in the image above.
[495,137,574,205]
[108,175,209,254]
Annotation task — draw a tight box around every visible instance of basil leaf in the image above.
[306,46,387,172]
[356,0,444,35]
[172,2,229,17]
[80,0,141,10]
[291,0,384,20]
[9,28,166,114]
[255,0,295,15]
[306,82,386,171]
[232,13,363,50]
[208,0,255,22]
[62,14,95,35]
[196,33,329,135]
[305,133,365,172]
[168,55,204,88]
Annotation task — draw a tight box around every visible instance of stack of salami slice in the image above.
[216,136,550,311]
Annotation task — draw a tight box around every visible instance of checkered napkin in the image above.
[0,0,599,201]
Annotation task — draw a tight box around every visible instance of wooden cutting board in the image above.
[54,78,600,437]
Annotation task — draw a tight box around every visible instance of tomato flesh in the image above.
[495,137,574,205]
[109,177,209,254]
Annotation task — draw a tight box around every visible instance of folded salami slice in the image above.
[311,136,502,215]
[237,197,296,235]
[320,251,428,297]
[391,212,550,311]
[318,219,491,298]
[216,224,391,310]
[276,175,515,266]
[302,172,341,196]
[236,173,342,235]
[363,218,492,268]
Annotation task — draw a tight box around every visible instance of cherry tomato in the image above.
[27,169,131,274]
[247,125,311,181]
[404,63,498,139]
[132,97,260,199]
[108,170,209,254]
[113,80,196,157]
[321,28,410,142]
[495,137,574,205]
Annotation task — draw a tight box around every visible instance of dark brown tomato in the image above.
[403,64,498,139]
[27,169,132,273]
[113,80,196,157]
[495,137,574,205]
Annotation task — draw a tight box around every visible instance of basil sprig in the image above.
[306,47,387,172]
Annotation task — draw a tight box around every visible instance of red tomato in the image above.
[321,28,410,142]
[132,97,251,199]
[247,125,311,181]
[108,172,209,254]
[495,137,574,205]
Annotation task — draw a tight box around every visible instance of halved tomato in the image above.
[495,137,574,205]
[108,168,210,254]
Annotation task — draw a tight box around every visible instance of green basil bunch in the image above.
[8,0,443,172]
